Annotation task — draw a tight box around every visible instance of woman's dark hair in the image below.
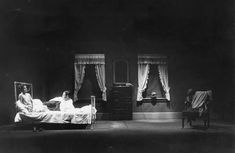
[19,84,28,92]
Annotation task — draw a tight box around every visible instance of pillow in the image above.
[15,100,29,114]
[32,99,47,112]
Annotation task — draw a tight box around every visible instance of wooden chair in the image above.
[182,90,212,129]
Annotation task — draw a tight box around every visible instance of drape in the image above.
[138,54,167,64]
[75,54,105,64]
[74,64,86,101]
[158,65,170,101]
[137,64,150,101]
[95,64,107,101]
[137,54,170,101]
[74,54,106,101]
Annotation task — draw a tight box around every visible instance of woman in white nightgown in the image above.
[17,85,33,113]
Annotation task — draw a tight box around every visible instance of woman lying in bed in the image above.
[49,91,74,111]
[48,90,96,114]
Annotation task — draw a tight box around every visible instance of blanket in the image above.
[15,99,96,124]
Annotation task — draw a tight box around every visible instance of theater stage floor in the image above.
[0,120,234,153]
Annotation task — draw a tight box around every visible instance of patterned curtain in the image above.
[137,54,170,101]
[74,54,106,101]
[73,64,86,101]
[158,64,170,100]
[137,64,150,101]
[95,64,107,101]
[74,54,105,64]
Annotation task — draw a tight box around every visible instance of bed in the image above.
[14,81,96,130]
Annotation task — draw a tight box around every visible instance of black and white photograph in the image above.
[0,0,234,153]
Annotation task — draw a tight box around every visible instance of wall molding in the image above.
[96,112,182,120]
[97,112,219,121]
[133,112,182,120]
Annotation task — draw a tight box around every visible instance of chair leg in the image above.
[203,116,210,129]
[204,119,207,127]
[206,116,210,128]
[182,117,184,128]
[189,120,192,127]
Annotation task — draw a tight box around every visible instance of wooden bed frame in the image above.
[14,81,96,130]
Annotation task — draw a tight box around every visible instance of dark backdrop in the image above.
[0,0,234,124]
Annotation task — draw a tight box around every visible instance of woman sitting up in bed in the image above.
[17,85,33,113]
[16,85,48,113]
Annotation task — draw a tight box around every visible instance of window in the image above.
[142,64,164,99]
[77,65,102,99]
[137,54,170,101]
[74,54,107,101]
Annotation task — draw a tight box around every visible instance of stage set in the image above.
[0,0,234,153]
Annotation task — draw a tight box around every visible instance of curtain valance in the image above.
[138,54,167,64]
[75,54,105,64]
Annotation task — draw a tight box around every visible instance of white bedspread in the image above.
[15,105,96,124]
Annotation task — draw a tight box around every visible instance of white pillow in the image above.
[33,99,47,112]
[15,100,29,114]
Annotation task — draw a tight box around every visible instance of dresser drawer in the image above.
[111,86,133,120]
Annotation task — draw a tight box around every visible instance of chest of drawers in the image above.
[111,86,132,120]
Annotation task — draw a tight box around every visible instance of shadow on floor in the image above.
[0,120,234,153]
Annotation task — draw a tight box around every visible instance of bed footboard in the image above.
[91,96,96,124]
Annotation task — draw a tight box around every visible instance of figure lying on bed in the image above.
[47,91,77,112]
[15,87,96,124]
[46,90,95,113]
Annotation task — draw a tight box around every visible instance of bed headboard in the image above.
[14,81,33,102]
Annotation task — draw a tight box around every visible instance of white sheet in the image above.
[15,105,96,124]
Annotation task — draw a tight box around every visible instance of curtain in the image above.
[95,64,107,101]
[75,54,105,64]
[158,65,170,101]
[137,64,150,101]
[74,54,106,101]
[73,64,86,101]
[138,54,167,64]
